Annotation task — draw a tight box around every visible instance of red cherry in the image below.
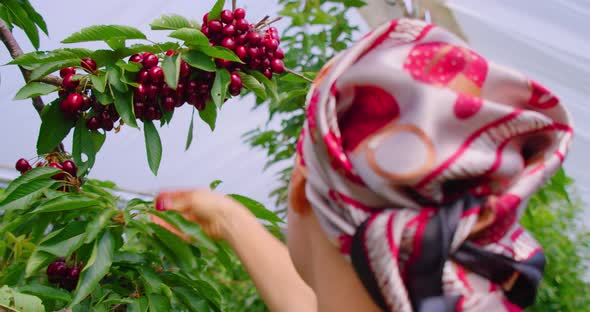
[135,83,147,99]
[49,163,65,180]
[143,53,159,69]
[155,194,167,211]
[163,97,176,112]
[147,84,160,98]
[176,82,185,98]
[263,68,273,79]
[180,61,191,78]
[201,25,209,37]
[208,20,223,33]
[246,32,261,45]
[166,49,177,56]
[46,260,67,284]
[134,102,145,119]
[66,266,81,281]
[59,67,76,78]
[247,46,260,58]
[215,59,232,68]
[230,72,242,89]
[229,86,241,96]
[234,8,246,20]
[161,84,174,97]
[130,54,143,64]
[136,69,150,83]
[264,38,279,52]
[222,24,236,37]
[154,106,163,120]
[102,118,114,131]
[80,57,97,72]
[145,106,157,121]
[62,160,77,176]
[62,74,79,90]
[86,116,100,130]
[235,19,249,32]
[100,110,111,122]
[271,59,285,74]
[221,37,236,50]
[275,48,285,59]
[66,93,83,113]
[262,58,271,68]
[15,158,31,173]
[220,10,234,24]
[149,66,164,83]
[236,33,248,45]
[187,80,199,94]
[58,89,67,97]
[249,58,261,69]
[268,27,279,38]
[235,46,248,60]
[198,82,210,94]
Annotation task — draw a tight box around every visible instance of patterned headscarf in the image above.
[297,19,573,311]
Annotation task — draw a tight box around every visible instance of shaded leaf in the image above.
[238,72,266,99]
[113,89,138,128]
[198,99,217,131]
[37,99,75,154]
[182,50,215,72]
[185,107,195,151]
[162,54,181,90]
[143,121,162,175]
[211,68,230,108]
[169,28,209,46]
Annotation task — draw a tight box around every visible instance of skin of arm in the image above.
[154,190,317,312]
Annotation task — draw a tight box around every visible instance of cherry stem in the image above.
[232,0,236,11]
[265,17,283,27]
[255,16,270,29]
[285,68,313,83]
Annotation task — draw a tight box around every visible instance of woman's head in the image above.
[291,18,572,311]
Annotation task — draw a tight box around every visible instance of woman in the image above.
[155,19,573,311]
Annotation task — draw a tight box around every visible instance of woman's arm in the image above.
[155,190,317,312]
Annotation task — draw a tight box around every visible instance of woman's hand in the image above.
[154,189,241,240]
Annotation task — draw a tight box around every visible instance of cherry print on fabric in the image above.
[307,89,320,143]
[454,93,483,119]
[340,86,400,152]
[529,80,559,109]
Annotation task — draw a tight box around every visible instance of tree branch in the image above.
[0,18,62,114]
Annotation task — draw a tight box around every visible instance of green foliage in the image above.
[0,0,48,49]
[244,0,361,211]
[0,168,278,311]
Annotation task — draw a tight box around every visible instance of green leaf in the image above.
[3,0,40,49]
[143,121,162,175]
[113,251,147,265]
[0,286,45,312]
[229,194,284,223]
[106,38,125,50]
[62,25,146,43]
[4,167,59,195]
[280,72,314,83]
[208,0,226,20]
[84,209,117,244]
[37,99,76,154]
[14,82,58,100]
[149,223,198,270]
[71,230,115,306]
[137,267,164,295]
[210,180,222,190]
[151,14,193,30]
[24,250,53,278]
[150,210,217,253]
[90,74,107,93]
[181,50,215,72]
[73,117,105,174]
[94,89,114,104]
[147,293,170,311]
[9,48,91,66]
[211,68,230,108]
[19,285,72,303]
[198,99,217,131]
[343,0,367,7]
[238,72,267,99]
[173,287,208,311]
[127,297,148,312]
[21,0,48,35]
[198,45,242,63]
[169,28,209,46]
[32,194,100,214]
[116,59,143,72]
[162,54,181,90]
[37,221,87,257]
[185,107,195,151]
[113,89,138,128]
[29,59,80,80]
[107,66,128,93]
[0,179,56,211]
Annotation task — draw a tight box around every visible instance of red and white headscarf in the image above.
[297,19,573,311]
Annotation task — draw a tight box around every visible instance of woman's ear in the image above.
[289,165,312,215]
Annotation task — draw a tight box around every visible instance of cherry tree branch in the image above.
[0,18,62,114]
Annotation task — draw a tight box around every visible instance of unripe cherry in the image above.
[234,8,246,20]
[80,57,97,72]
[220,10,234,24]
[59,67,76,78]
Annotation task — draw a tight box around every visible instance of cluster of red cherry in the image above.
[203,7,285,81]
[16,157,77,179]
[46,259,81,291]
